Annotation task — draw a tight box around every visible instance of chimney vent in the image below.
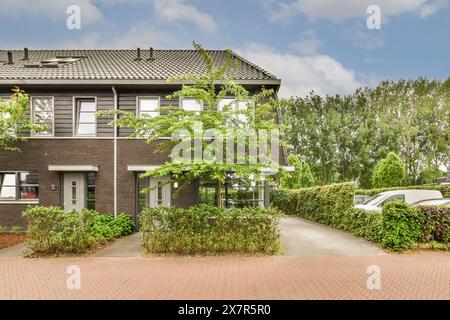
[23,48,29,61]
[134,47,142,61]
[147,47,155,61]
[7,51,13,64]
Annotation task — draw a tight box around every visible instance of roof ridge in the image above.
[228,50,278,80]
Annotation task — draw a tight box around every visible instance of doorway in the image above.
[63,173,85,212]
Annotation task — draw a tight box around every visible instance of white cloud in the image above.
[263,0,445,22]
[419,0,449,18]
[289,29,320,55]
[152,0,217,34]
[0,0,103,25]
[61,22,174,49]
[237,43,365,98]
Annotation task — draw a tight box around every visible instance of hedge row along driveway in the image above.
[271,183,449,252]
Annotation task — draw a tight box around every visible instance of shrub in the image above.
[416,205,449,243]
[140,205,281,255]
[371,152,406,188]
[22,206,135,256]
[281,154,315,189]
[22,206,99,255]
[380,202,424,252]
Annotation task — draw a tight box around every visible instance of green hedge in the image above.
[22,206,134,256]
[271,184,449,252]
[140,205,281,255]
[356,184,450,197]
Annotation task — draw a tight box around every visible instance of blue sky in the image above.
[0,0,449,97]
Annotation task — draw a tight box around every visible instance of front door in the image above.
[149,176,171,208]
[63,173,85,212]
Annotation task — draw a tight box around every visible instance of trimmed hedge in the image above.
[140,205,281,255]
[271,184,449,252]
[356,184,450,197]
[22,206,135,256]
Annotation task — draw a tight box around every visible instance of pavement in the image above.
[0,242,27,258]
[94,233,141,257]
[0,254,448,300]
[280,216,385,256]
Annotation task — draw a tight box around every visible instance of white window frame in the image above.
[136,96,161,118]
[180,97,203,113]
[73,96,97,137]
[30,96,55,137]
[0,171,40,204]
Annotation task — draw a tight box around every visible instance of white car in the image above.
[412,198,450,207]
[355,190,443,212]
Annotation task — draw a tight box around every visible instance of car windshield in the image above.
[364,194,385,206]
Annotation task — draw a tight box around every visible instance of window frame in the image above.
[136,96,161,118]
[73,96,97,137]
[0,171,39,204]
[30,96,55,137]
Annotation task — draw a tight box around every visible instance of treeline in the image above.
[280,77,450,189]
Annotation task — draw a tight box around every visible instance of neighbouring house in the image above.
[0,48,286,227]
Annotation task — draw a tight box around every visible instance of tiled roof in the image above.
[0,49,279,82]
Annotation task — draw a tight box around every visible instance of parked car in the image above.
[354,195,371,205]
[412,198,450,207]
[355,190,443,212]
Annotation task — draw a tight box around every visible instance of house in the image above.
[0,48,285,227]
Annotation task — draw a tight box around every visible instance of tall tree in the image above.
[101,43,282,207]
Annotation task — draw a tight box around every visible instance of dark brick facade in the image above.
[0,139,197,226]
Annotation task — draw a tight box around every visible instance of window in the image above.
[198,177,265,208]
[218,98,253,124]
[218,98,236,112]
[75,98,96,136]
[86,173,96,210]
[181,98,202,113]
[381,195,405,206]
[0,99,16,137]
[137,97,160,118]
[31,97,54,136]
[0,172,39,202]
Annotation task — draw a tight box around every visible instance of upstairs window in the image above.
[75,98,96,136]
[0,171,39,202]
[137,97,160,118]
[181,98,202,113]
[31,97,54,136]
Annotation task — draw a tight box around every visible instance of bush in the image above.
[280,154,315,189]
[140,205,281,255]
[416,205,449,243]
[380,202,424,252]
[22,206,135,256]
[371,152,406,188]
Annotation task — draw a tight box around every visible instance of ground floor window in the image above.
[86,172,96,210]
[198,177,265,208]
[0,171,39,202]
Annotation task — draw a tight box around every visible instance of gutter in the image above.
[112,86,118,218]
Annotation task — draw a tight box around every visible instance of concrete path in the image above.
[280,216,385,256]
[0,243,27,258]
[94,233,141,257]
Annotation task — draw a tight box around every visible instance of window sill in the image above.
[0,200,39,205]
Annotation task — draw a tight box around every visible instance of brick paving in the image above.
[0,253,448,300]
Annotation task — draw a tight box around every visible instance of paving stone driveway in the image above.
[280,216,385,256]
[0,254,448,299]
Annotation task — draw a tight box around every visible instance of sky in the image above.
[0,0,449,98]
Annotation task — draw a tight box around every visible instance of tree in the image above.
[102,43,281,208]
[0,87,45,151]
[371,152,406,188]
[281,154,315,189]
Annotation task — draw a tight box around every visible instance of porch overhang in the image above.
[48,165,99,172]
[127,165,161,172]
